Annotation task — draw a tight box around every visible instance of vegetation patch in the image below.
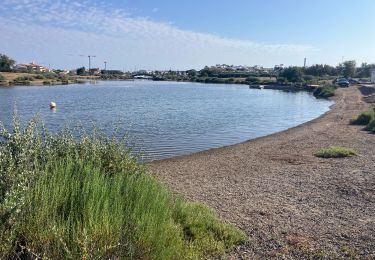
[42,80,51,85]
[364,117,375,132]
[314,146,357,158]
[0,114,246,259]
[350,111,375,125]
[313,85,336,99]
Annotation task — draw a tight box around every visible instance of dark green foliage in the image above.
[364,117,375,132]
[11,76,36,85]
[279,67,304,82]
[43,80,51,85]
[342,60,356,78]
[0,115,246,259]
[76,67,86,75]
[304,64,337,77]
[0,54,16,72]
[356,63,375,78]
[350,111,375,125]
[276,77,288,84]
[313,85,335,98]
[42,72,58,79]
[33,75,45,80]
[15,76,34,81]
[186,69,198,77]
[314,147,357,158]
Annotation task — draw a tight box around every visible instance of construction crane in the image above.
[87,55,96,71]
[66,54,97,71]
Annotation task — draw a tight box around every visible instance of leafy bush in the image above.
[350,111,375,125]
[43,72,58,79]
[314,146,357,158]
[43,80,51,85]
[12,79,31,85]
[61,79,69,85]
[33,75,45,80]
[0,113,246,259]
[15,76,34,81]
[364,117,375,132]
[313,85,335,98]
[0,73,5,81]
[277,77,288,84]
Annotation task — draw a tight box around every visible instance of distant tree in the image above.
[341,60,356,78]
[76,67,86,75]
[0,54,16,72]
[304,64,337,76]
[186,69,198,77]
[356,63,375,78]
[279,66,304,82]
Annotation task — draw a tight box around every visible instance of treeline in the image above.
[304,61,375,78]
[196,68,270,78]
[278,61,374,83]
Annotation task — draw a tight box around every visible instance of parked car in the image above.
[348,78,359,84]
[336,78,350,87]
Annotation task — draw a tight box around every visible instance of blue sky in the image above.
[0,0,374,70]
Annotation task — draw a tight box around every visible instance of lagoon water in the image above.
[0,80,333,161]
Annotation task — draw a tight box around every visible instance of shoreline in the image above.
[149,96,335,163]
[149,86,375,258]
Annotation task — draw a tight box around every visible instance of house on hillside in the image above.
[15,62,51,72]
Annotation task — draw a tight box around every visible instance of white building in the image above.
[15,62,51,72]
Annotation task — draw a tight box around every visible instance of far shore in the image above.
[149,85,375,258]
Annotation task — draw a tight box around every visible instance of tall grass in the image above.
[0,112,246,259]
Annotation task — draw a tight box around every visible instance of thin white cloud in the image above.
[0,0,317,69]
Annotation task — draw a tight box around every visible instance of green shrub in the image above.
[314,146,357,158]
[15,76,34,81]
[0,114,246,259]
[0,73,5,81]
[350,111,375,125]
[277,77,288,84]
[12,79,31,85]
[43,72,58,79]
[34,75,45,80]
[43,80,51,85]
[313,85,335,98]
[364,117,375,132]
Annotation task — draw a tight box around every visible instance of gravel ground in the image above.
[148,86,375,259]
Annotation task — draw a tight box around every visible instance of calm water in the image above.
[0,80,333,161]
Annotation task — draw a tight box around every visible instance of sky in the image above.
[0,0,374,70]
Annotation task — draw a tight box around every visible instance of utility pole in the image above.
[303,58,307,68]
[88,55,96,72]
[104,61,107,70]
